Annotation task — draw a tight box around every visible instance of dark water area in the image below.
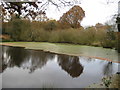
[0,46,119,88]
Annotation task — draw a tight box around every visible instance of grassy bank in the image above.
[2,18,117,49]
[1,42,119,63]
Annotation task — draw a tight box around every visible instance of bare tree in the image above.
[1,0,81,20]
[1,0,116,21]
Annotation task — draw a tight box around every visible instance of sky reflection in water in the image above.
[1,46,119,88]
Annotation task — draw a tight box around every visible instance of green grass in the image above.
[1,42,119,63]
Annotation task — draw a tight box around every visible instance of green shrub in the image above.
[34,29,50,42]
[2,18,117,49]
[43,20,58,31]
[48,31,60,43]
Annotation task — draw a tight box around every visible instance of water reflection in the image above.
[21,50,55,73]
[2,46,55,73]
[103,62,113,76]
[1,46,119,88]
[2,46,84,77]
[0,45,2,73]
[3,46,28,67]
[58,54,83,78]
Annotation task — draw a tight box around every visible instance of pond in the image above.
[0,46,119,88]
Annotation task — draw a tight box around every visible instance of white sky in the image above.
[45,0,119,27]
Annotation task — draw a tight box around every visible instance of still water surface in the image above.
[1,46,119,88]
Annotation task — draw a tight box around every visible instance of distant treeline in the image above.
[2,17,118,50]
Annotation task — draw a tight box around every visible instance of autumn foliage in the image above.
[59,5,85,28]
[1,5,118,51]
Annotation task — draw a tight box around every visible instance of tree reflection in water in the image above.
[2,46,84,77]
[21,50,55,73]
[103,62,113,76]
[58,54,83,78]
[0,45,2,73]
[2,46,55,73]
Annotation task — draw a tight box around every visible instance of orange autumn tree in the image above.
[59,5,85,28]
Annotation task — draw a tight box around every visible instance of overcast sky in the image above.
[45,0,119,27]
